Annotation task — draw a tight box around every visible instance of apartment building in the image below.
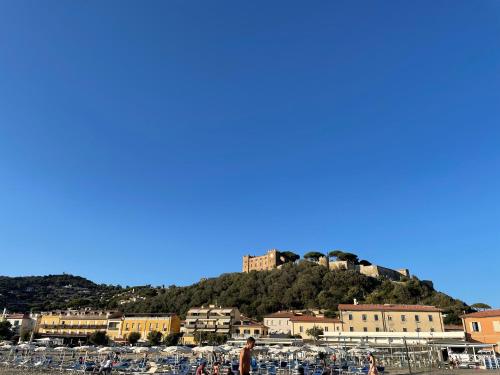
[290,316,342,339]
[338,304,444,333]
[263,312,296,334]
[37,309,120,341]
[232,317,268,339]
[182,305,240,344]
[112,313,180,342]
[462,309,500,353]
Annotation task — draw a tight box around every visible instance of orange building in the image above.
[462,309,500,353]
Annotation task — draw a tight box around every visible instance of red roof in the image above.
[263,312,297,318]
[6,313,28,319]
[338,304,442,312]
[289,316,341,323]
[461,309,500,319]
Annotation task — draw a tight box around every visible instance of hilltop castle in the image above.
[242,249,410,282]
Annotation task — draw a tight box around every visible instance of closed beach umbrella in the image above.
[163,346,193,354]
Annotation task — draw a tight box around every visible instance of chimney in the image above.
[353,299,358,305]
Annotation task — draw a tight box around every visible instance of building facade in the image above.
[338,304,444,333]
[116,313,180,342]
[462,309,500,353]
[37,310,117,341]
[0,312,35,336]
[263,312,295,335]
[182,306,241,344]
[231,317,268,339]
[242,249,285,273]
[289,316,342,339]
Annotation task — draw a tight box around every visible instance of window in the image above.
[363,327,368,332]
[388,315,392,321]
[131,323,135,329]
[471,322,481,332]
[375,327,380,332]
[255,329,260,335]
[428,315,433,322]
[137,323,141,330]
[374,314,379,321]
[401,315,406,322]
[324,326,328,332]
[299,326,303,333]
[493,321,500,333]
[416,328,421,332]
[415,315,420,322]
[125,323,129,330]
[403,328,407,332]
[430,328,435,332]
[349,327,354,332]
[348,314,353,321]
[362,314,367,321]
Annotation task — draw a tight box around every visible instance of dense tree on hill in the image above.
[1,263,472,326]
[280,251,300,263]
[118,262,469,324]
[328,250,359,264]
[471,303,491,311]
[303,252,325,261]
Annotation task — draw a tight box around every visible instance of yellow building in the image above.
[37,310,120,341]
[338,304,444,333]
[118,313,181,342]
[289,316,342,339]
[231,317,269,339]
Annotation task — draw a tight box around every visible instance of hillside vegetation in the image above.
[1,263,469,324]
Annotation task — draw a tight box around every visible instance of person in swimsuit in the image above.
[239,337,255,375]
[368,353,378,375]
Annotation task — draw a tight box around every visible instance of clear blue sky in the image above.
[1,1,499,307]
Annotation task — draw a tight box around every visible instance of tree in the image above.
[0,321,13,340]
[163,333,181,346]
[127,332,141,345]
[305,326,324,343]
[88,331,109,346]
[324,309,338,318]
[280,251,300,263]
[471,303,491,311]
[304,252,325,262]
[327,250,359,264]
[147,330,162,346]
[328,250,344,259]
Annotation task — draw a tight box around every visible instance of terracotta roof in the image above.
[338,304,442,312]
[289,316,341,323]
[461,309,500,318]
[444,324,464,331]
[6,314,28,319]
[263,312,297,318]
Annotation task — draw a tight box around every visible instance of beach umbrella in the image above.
[163,346,193,354]
[133,347,151,354]
[76,346,96,352]
[35,347,47,352]
[280,346,301,354]
[98,347,113,353]
[193,346,225,353]
[220,344,234,352]
[0,345,12,350]
[54,347,70,352]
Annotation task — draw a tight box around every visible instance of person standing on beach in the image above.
[368,353,378,375]
[239,337,255,375]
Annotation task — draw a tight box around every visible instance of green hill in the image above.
[0,263,470,324]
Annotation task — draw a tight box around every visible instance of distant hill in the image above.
[0,263,471,324]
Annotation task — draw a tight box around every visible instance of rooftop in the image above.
[339,304,443,312]
[289,316,341,323]
[461,309,500,318]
